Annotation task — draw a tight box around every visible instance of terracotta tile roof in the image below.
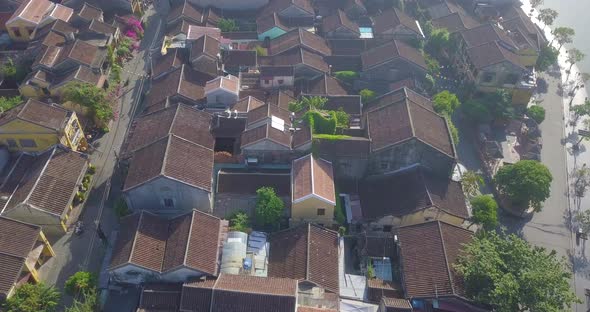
[367,278,404,303]
[124,134,214,192]
[360,167,468,219]
[382,297,413,311]
[259,0,314,17]
[34,45,61,68]
[77,2,102,21]
[147,65,212,108]
[269,223,339,293]
[167,19,191,37]
[240,123,292,149]
[204,75,239,95]
[292,124,312,148]
[111,210,226,275]
[59,39,102,67]
[138,284,182,312]
[269,47,329,73]
[0,217,41,258]
[361,40,426,71]
[49,4,73,22]
[246,103,292,127]
[459,23,517,49]
[259,65,294,77]
[292,154,335,204]
[167,0,203,24]
[432,12,479,33]
[190,35,220,60]
[361,235,396,258]
[268,89,296,111]
[0,99,67,131]
[124,104,213,154]
[40,30,66,47]
[322,9,359,35]
[466,40,526,70]
[366,89,454,156]
[231,96,265,113]
[256,12,289,35]
[87,19,117,36]
[186,25,221,41]
[222,50,257,68]
[180,278,216,311]
[0,147,87,217]
[373,8,421,35]
[0,253,25,300]
[50,65,103,90]
[151,48,187,79]
[181,274,298,312]
[8,0,53,25]
[397,221,473,298]
[313,136,370,158]
[307,74,349,96]
[270,28,331,56]
[216,171,291,196]
[324,95,361,115]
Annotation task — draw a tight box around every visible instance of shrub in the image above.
[494,160,552,212]
[334,107,349,128]
[65,271,97,296]
[527,105,546,124]
[536,43,559,71]
[218,18,238,32]
[432,90,460,115]
[470,195,498,230]
[334,71,358,84]
[303,110,337,135]
[448,119,459,145]
[0,96,22,112]
[87,164,96,175]
[424,53,440,76]
[4,283,60,312]
[229,211,251,232]
[114,197,130,218]
[255,187,284,230]
[254,45,267,56]
[360,89,376,103]
[462,99,492,124]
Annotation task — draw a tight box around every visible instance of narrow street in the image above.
[36,6,163,308]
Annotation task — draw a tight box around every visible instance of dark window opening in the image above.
[317,208,326,216]
[19,139,36,148]
[6,139,17,147]
[163,198,174,208]
[215,137,235,153]
[383,225,392,232]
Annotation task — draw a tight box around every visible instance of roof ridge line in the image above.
[437,221,456,295]
[182,210,196,267]
[129,212,144,264]
[160,135,173,177]
[306,223,311,281]
[23,147,56,205]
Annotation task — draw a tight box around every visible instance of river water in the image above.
[542,0,590,73]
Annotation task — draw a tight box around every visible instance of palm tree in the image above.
[461,170,485,198]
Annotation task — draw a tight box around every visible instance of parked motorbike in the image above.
[74,221,84,235]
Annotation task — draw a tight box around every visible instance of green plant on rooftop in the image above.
[229,211,251,233]
[448,119,459,145]
[114,197,130,219]
[334,71,358,84]
[218,18,238,32]
[551,26,575,50]
[461,170,485,199]
[312,134,352,140]
[255,187,284,231]
[3,283,60,312]
[432,90,460,116]
[424,53,440,76]
[254,45,267,56]
[455,230,580,311]
[359,89,376,104]
[63,82,114,126]
[288,96,328,113]
[65,287,97,312]
[425,28,450,57]
[0,96,22,113]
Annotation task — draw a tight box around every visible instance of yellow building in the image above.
[291,154,336,227]
[0,99,87,152]
[5,0,73,42]
[0,217,55,300]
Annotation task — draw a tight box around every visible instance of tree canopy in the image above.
[552,27,575,49]
[455,231,579,312]
[217,18,238,32]
[229,211,251,232]
[527,105,546,124]
[538,8,558,28]
[65,271,96,296]
[0,96,22,112]
[494,160,552,211]
[567,48,585,71]
[3,283,60,312]
[470,195,498,230]
[425,28,450,56]
[63,82,113,125]
[536,43,559,71]
[255,187,284,230]
[432,90,460,115]
[288,96,327,112]
[461,170,485,198]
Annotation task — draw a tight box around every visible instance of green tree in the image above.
[576,209,590,234]
[526,105,546,124]
[334,107,349,128]
[65,288,97,312]
[461,170,485,198]
[0,58,16,78]
[448,119,459,145]
[359,89,376,103]
[571,99,590,126]
[0,96,22,112]
[65,271,97,296]
[551,27,575,49]
[288,96,328,112]
[255,187,284,230]
[537,8,558,29]
[462,99,492,124]
[494,160,552,211]
[572,164,590,198]
[218,18,238,32]
[63,82,113,124]
[424,53,440,76]
[3,283,60,312]
[530,0,544,9]
[334,71,358,84]
[567,48,585,72]
[229,211,251,232]
[432,90,460,115]
[469,195,498,230]
[485,90,515,120]
[536,43,559,71]
[455,231,579,312]
[426,28,450,56]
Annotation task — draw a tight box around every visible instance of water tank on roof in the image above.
[220,231,248,275]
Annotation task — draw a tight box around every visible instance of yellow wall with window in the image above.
[291,196,335,226]
[6,19,36,42]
